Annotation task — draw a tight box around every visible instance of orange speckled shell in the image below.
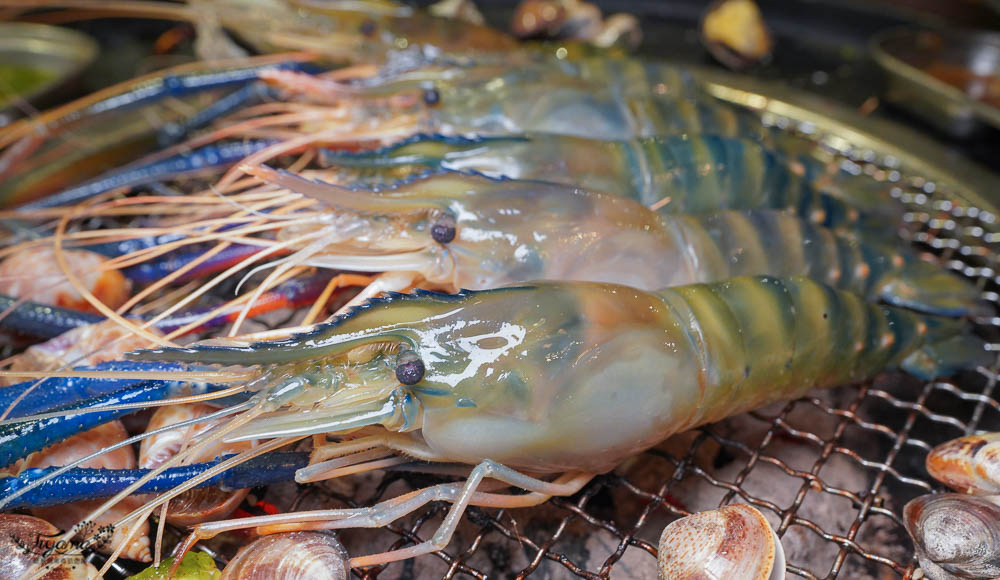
[926,432,1000,494]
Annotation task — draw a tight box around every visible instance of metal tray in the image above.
[872,27,1000,138]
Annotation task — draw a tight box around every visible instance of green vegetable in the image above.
[126,552,221,580]
[0,64,58,108]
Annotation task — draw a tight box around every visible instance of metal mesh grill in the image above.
[76,89,1000,579]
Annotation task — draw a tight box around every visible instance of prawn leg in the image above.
[156,82,277,147]
[0,361,188,418]
[178,461,593,569]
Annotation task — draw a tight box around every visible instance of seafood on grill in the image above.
[317,133,881,218]
[903,493,1000,580]
[510,0,641,49]
[0,247,131,314]
[701,0,773,70]
[179,166,980,316]
[0,0,521,64]
[219,531,349,579]
[252,60,772,144]
[0,513,99,579]
[8,275,981,571]
[657,503,785,580]
[926,432,1000,495]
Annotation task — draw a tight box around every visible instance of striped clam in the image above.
[219,531,349,580]
[657,504,784,580]
[904,494,1000,580]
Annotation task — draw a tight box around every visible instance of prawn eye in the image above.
[423,87,441,106]
[431,213,456,243]
[395,351,425,385]
[359,19,377,37]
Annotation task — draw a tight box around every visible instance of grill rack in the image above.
[247,94,1000,579]
[82,77,1000,580]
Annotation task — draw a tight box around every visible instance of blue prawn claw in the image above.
[0,452,309,509]
[0,366,234,468]
[0,361,189,419]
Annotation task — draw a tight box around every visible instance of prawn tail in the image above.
[901,315,992,380]
[875,262,990,318]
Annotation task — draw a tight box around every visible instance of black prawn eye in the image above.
[422,87,440,106]
[431,213,456,243]
[359,19,377,37]
[395,351,425,385]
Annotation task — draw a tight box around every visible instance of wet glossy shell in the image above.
[220,532,349,580]
[657,504,785,580]
[926,432,1000,494]
[904,493,1000,579]
[0,514,99,580]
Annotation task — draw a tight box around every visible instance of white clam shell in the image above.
[904,494,1000,580]
[220,531,349,580]
[658,504,785,580]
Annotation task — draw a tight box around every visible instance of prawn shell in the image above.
[0,514,99,580]
[657,504,784,580]
[220,531,349,580]
[10,320,161,378]
[926,432,1000,494]
[0,248,131,314]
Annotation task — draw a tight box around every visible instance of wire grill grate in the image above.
[258,102,1000,580]
[75,87,1000,580]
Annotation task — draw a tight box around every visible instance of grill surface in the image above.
[38,42,994,580]
[132,76,998,580]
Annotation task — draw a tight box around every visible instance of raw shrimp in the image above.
[188,167,977,317]
[85,274,983,570]
[317,133,855,214]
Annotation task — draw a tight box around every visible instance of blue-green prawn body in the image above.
[132,276,980,475]
[253,168,980,316]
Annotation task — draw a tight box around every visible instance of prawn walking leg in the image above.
[179,462,594,568]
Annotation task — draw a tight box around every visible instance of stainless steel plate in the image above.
[871,27,1000,138]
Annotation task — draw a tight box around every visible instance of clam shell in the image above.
[904,493,1000,579]
[220,531,349,580]
[927,432,1000,494]
[700,0,773,71]
[0,514,99,580]
[140,403,254,526]
[658,504,785,580]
